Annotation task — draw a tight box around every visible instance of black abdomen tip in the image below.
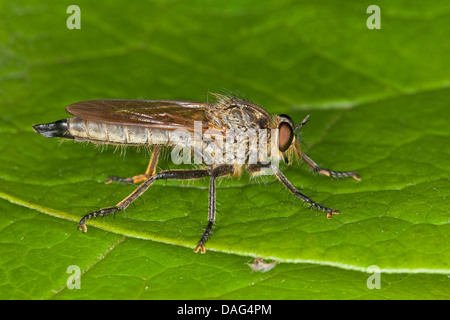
[33,119,74,139]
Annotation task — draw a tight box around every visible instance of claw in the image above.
[194,244,206,254]
[327,210,340,219]
[105,175,149,185]
[78,223,87,233]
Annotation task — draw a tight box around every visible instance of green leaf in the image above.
[0,0,449,299]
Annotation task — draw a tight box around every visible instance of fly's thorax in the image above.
[187,126,277,166]
[206,95,271,131]
[67,117,170,145]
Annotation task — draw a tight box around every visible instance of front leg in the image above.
[301,152,361,181]
[270,163,339,219]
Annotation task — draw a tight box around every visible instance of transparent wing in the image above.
[66,99,209,131]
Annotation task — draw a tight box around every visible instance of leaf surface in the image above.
[0,0,449,299]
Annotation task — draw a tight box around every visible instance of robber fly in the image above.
[33,93,361,253]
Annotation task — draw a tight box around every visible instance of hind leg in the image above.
[79,166,211,232]
[105,145,162,184]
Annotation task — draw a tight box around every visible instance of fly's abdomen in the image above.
[33,119,74,139]
[67,117,169,145]
[35,117,173,146]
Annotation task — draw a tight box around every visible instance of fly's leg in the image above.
[301,152,361,181]
[247,163,272,176]
[248,162,339,218]
[80,164,235,253]
[294,114,360,180]
[270,163,340,219]
[194,165,234,254]
[194,175,216,254]
[78,167,211,232]
[105,145,162,184]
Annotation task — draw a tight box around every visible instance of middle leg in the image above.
[194,164,235,253]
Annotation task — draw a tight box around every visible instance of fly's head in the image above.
[272,114,309,165]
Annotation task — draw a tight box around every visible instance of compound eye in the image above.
[278,122,294,152]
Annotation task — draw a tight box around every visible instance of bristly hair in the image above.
[209,89,255,105]
[286,138,302,165]
[210,92,249,111]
